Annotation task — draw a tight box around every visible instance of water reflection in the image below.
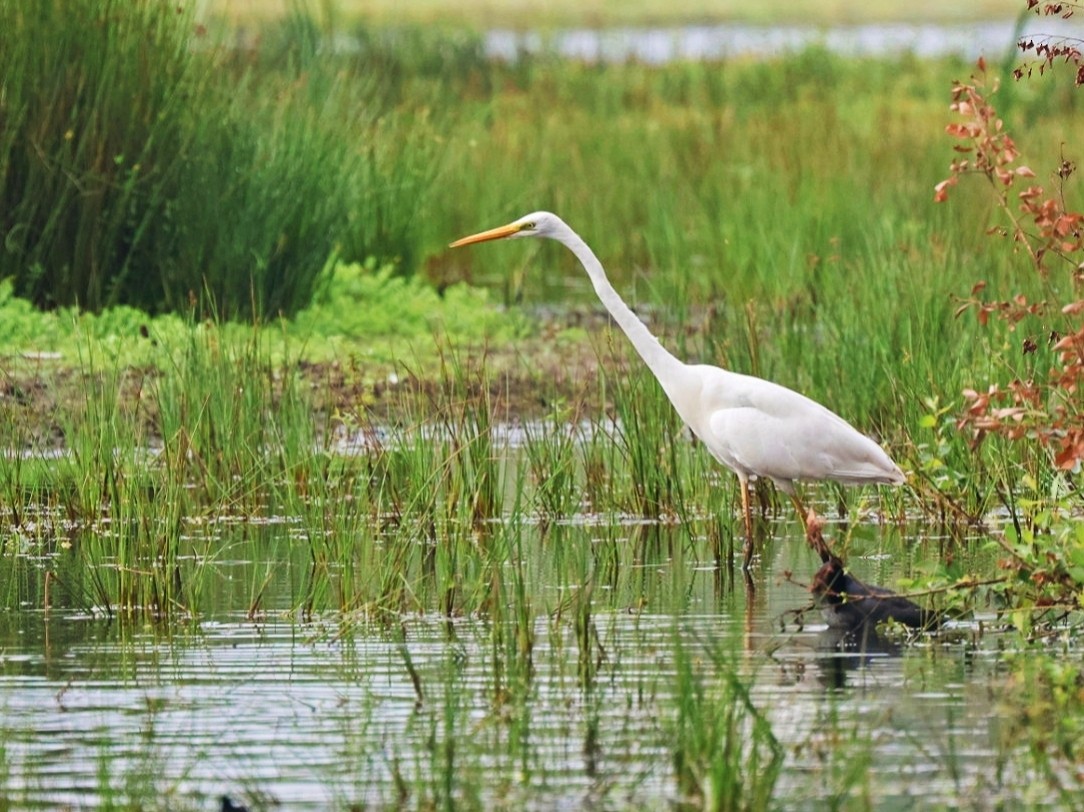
[0,608,1041,807]
[485,18,1075,64]
[811,626,905,690]
[0,515,1059,808]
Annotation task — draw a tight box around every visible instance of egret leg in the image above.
[786,491,809,531]
[785,489,835,562]
[738,474,755,569]
[774,480,811,534]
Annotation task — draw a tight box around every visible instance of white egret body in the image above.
[450,212,904,566]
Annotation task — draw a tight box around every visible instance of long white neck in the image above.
[549,221,689,390]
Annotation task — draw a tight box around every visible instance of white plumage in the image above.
[451,211,904,567]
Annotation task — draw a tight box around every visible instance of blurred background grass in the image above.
[212,0,1025,27]
[2,0,1078,464]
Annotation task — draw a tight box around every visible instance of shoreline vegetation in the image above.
[2,4,1074,442]
[3,2,1081,555]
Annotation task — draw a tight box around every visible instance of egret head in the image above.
[449,211,563,248]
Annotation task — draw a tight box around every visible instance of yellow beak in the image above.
[449,221,524,248]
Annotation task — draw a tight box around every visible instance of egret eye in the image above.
[522,221,535,230]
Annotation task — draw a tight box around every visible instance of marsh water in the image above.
[484,17,1074,63]
[0,489,1064,809]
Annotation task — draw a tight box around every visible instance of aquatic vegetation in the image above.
[997,651,1084,805]
[670,638,783,810]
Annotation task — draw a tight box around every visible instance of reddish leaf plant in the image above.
[936,58,1084,472]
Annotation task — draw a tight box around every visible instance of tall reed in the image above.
[0,0,432,316]
[670,637,783,810]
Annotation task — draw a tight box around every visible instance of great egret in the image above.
[450,212,905,567]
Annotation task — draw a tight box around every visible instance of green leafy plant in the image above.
[669,637,783,811]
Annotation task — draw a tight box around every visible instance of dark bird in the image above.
[220,796,249,812]
[811,556,937,631]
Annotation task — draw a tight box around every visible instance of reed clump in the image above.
[0,0,431,317]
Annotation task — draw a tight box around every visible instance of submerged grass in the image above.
[670,639,783,810]
[0,320,1074,808]
[0,314,793,620]
[0,609,1078,809]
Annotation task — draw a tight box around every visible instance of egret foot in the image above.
[800,508,838,563]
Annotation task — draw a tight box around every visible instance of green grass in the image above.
[0,311,786,617]
[670,636,783,809]
[0,0,434,316]
[0,610,1080,808]
[4,4,1074,512]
